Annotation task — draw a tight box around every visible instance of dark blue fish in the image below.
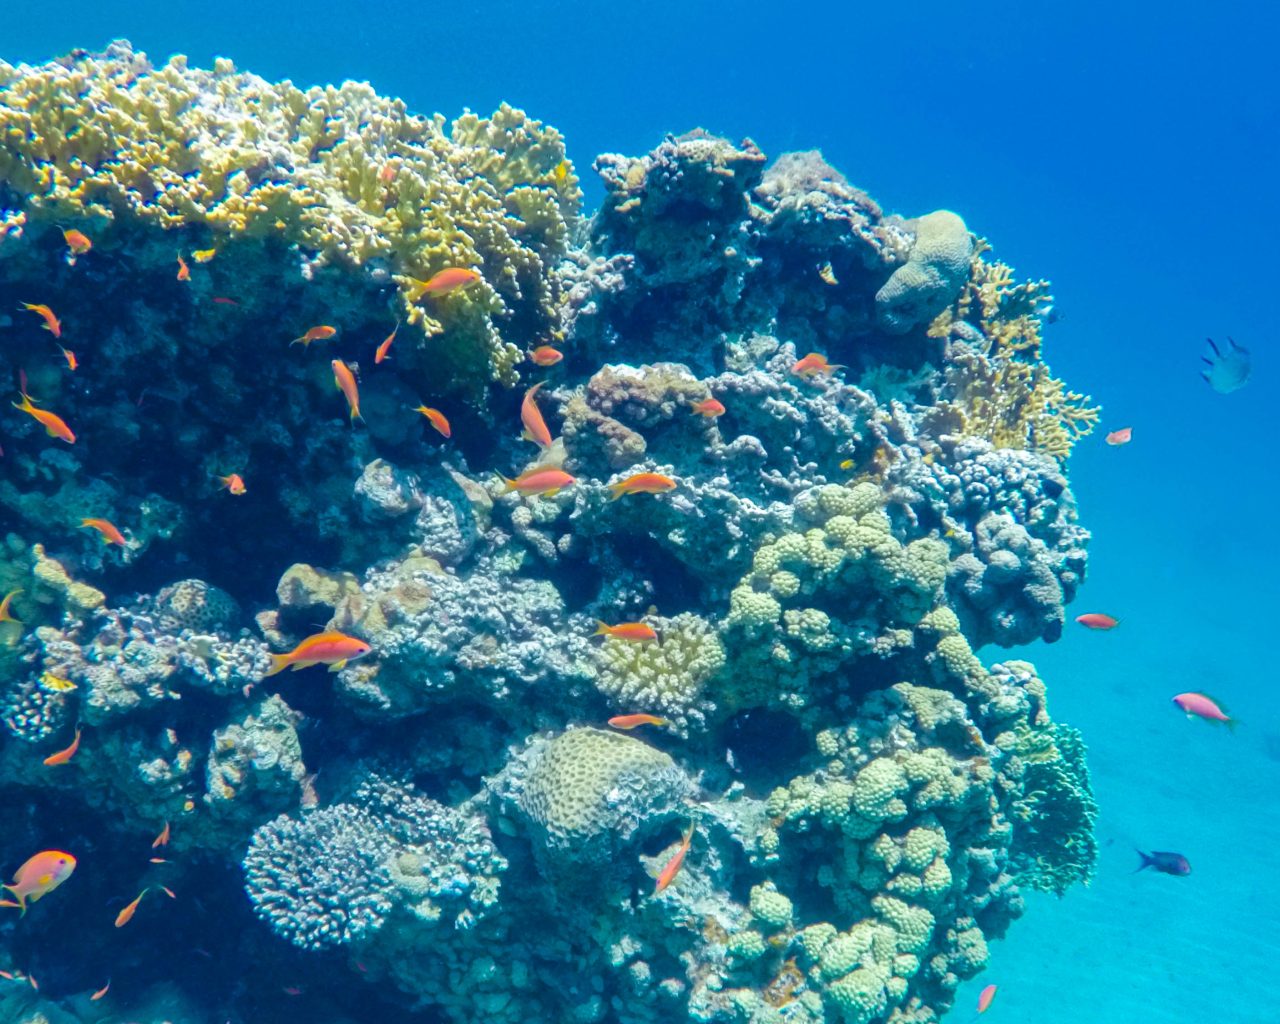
[1200,336,1251,393]
[1135,849,1191,876]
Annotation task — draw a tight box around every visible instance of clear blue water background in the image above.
[6,2,1279,1020]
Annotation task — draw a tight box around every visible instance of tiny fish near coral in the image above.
[791,352,844,377]
[217,473,246,495]
[63,229,91,258]
[607,472,677,500]
[690,397,725,418]
[292,326,337,348]
[332,359,362,421]
[415,405,451,438]
[975,983,998,1016]
[521,381,553,448]
[81,518,126,546]
[595,621,657,642]
[42,728,81,766]
[607,714,669,730]
[0,589,21,625]
[176,255,190,281]
[500,466,574,496]
[375,323,398,364]
[19,302,61,337]
[654,825,694,893]
[528,345,563,366]
[1105,427,1132,446]
[1075,613,1118,630]
[265,631,372,677]
[13,390,75,443]
[409,267,483,299]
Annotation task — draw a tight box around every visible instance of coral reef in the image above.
[0,44,1100,1024]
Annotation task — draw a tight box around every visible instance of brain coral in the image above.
[875,210,974,333]
[513,727,691,866]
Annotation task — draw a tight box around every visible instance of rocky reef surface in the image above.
[0,43,1097,1024]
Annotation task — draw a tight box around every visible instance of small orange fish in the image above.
[1172,692,1235,729]
[152,821,170,848]
[212,296,240,306]
[332,359,362,421]
[528,345,563,366]
[81,518,127,546]
[521,381,553,449]
[655,825,694,893]
[149,857,168,864]
[1075,612,1119,630]
[607,714,669,730]
[413,267,482,298]
[19,303,62,338]
[115,888,149,928]
[1105,427,1132,446]
[691,397,725,418]
[292,325,337,347]
[791,352,845,377]
[217,473,246,495]
[594,621,658,642]
[607,473,677,500]
[159,885,176,899]
[58,346,77,371]
[500,466,575,497]
[91,980,111,1001]
[2,851,76,915]
[191,247,217,263]
[63,229,92,257]
[264,630,373,677]
[976,983,997,1014]
[0,589,21,625]
[375,323,399,364]
[415,406,451,438]
[379,162,397,184]
[176,255,190,281]
[42,728,81,767]
[12,390,75,443]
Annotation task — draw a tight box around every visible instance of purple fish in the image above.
[1135,849,1191,876]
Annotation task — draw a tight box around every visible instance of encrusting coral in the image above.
[0,43,1100,1024]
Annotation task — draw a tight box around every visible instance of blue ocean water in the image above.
[2,2,1278,1022]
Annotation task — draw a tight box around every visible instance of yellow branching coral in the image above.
[0,42,579,387]
[926,241,1099,460]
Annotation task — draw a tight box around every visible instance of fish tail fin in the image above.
[263,653,292,678]
[594,620,612,637]
[11,391,33,413]
[1225,716,1240,733]
[1,886,25,916]
[1134,849,1153,872]
[499,474,518,493]
[607,482,625,501]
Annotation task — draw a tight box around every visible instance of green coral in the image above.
[721,483,948,709]
[1008,723,1099,894]
[0,43,578,388]
[592,612,725,734]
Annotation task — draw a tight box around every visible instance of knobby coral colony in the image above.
[0,42,1098,1024]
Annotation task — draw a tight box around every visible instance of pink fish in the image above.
[1171,692,1236,730]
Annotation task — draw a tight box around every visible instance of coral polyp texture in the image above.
[0,43,1098,1024]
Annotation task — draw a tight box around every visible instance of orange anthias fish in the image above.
[42,728,81,766]
[1,851,76,915]
[607,714,669,730]
[152,821,170,848]
[1075,612,1118,630]
[691,397,725,418]
[20,303,62,338]
[58,346,77,371]
[528,345,563,366]
[415,406,451,438]
[976,983,997,1015]
[412,267,482,298]
[654,825,694,894]
[91,980,111,1001]
[1172,692,1236,730]
[0,589,21,625]
[63,229,92,257]
[217,473,246,495]
[264,631,373,677]
[500,466,575,497]
[12,391,76,444]
[115,888,150,928]
[1105,427,1133,446]
[176,255,190,282]
[791,352,845,377]
[332,359,362,422]
[292,325,337,347]
[374,324,399,364]
[595,621,658,642]
[608,473,678,500]
[81,518,127,546]
[521,381,553,449]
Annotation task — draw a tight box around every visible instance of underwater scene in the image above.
[1,3,1277,1023]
